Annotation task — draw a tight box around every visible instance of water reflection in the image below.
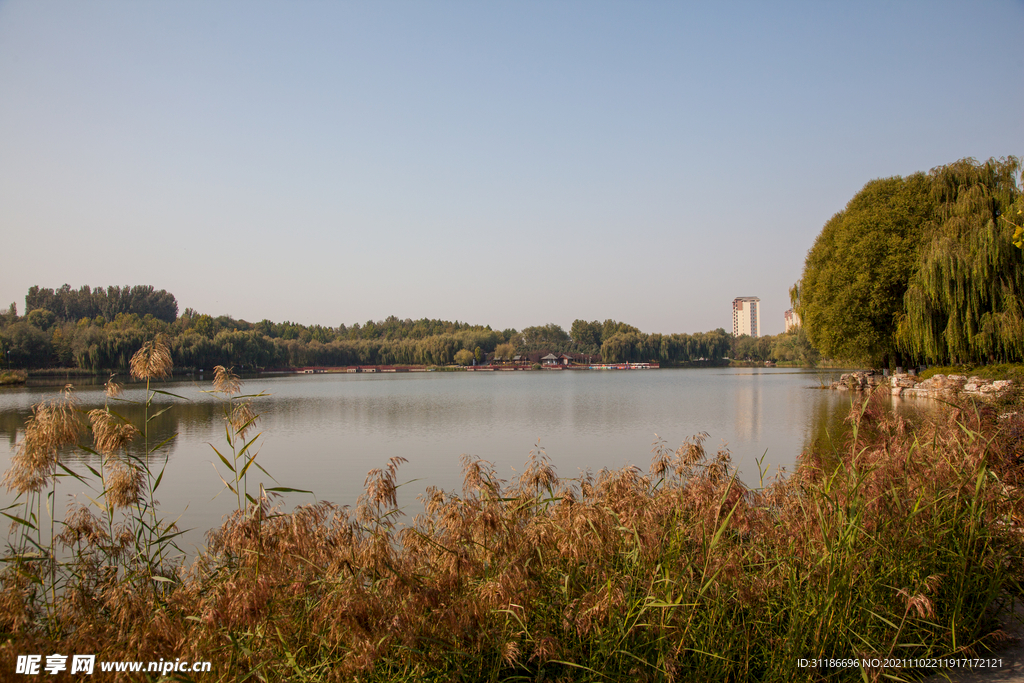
[733,381,760,443]
[0,394,231,467]
[800,389,935,470]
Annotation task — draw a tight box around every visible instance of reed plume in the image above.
[104,375,123,399]
[2,386,82,495]
[230,401,257,440]
[105,460,145,510]
[88,409,138,456]
[129,338,172,380]
[213,365,241,395]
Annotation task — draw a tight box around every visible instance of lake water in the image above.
[0,368,902,553]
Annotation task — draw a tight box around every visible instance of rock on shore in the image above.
[829,371,1014,400]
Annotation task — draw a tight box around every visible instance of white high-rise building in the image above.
[732,297,760,337]
[784,308,801,332]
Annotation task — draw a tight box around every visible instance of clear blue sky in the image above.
[1,1,1021,336]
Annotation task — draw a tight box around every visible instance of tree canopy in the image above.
[797,156,1023,367]
[896,157,1024,364]
[798,173,934,366]
[26,285,179,323]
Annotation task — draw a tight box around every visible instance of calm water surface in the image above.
[0,368,912,552]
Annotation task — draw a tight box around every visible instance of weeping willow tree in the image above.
[896,157,1024,364]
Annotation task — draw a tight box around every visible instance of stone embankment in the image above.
[831,371,886,392]
[830,371,1014,399]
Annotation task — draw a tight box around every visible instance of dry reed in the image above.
[2,364,1023,682]
[2,386,82,496]
[129,339,172,381]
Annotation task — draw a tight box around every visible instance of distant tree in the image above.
[600,332,641,362]
[454,349,474,365]
[454,328,500,354]
[493,342,515,361]
[520,324,570,346]
[255,319,274,337]
[25,284,177,323]
[599,319,639,342]
[731,335,760,361]
[309,325,333,343]
[51,326,73,366]
[0,302,18,327]
[70,325,106,371]
[570,319,602,348]
[4,322,53,367]
[26,308,56,330]
[26,286,56,314]
[770,328,820,365]
[193,314,215,338]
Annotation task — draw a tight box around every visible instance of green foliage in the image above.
[798,156,1024,368]
[190,313,215,338]
[897,157,1024,364]
[601,318,639,341]
[2,322,53,368]
[600,328,731,363]
[769,327,821,365]
[570,319,602,348]
[730,334,772,362]
[798,173,935,367]
[25,308,55,330]
[26,284,178,323]
[454,348,475,365]
[0,286,757,372]
[1,302,16,324]
[727,329,821,366]
[599,331,638,362]
[519,323,570,347]
[493,342,515,361]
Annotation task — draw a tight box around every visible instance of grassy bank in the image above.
[1,342,1023,681]
[0,370,27,386]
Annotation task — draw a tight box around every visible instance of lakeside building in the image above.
[732,297,760,338]
[784,308,801,332]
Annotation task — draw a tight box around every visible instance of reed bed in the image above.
[1,344,1023,682]
[0,370,27,386]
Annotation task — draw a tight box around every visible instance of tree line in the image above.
[795,156,1024,368]
[0,289,781,372]
[0,304,514,371]
[25,284,178,324]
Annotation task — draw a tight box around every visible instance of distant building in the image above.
[732,297,760,337]
[784,308,801,332]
